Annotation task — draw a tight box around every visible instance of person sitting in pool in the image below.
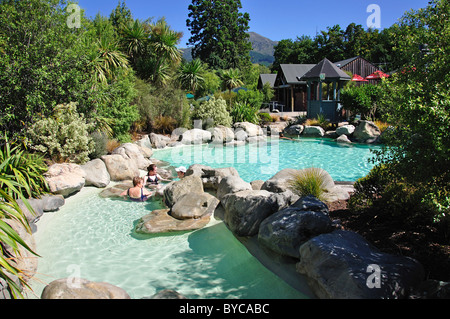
[120,177,153,202]
[144,164,171,188]
[175,166,187,179]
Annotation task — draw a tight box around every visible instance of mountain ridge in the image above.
[180,32,277,66]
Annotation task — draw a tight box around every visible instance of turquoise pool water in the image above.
[28,138,379,299]
[29,187,310,299]
[153,138,380,182]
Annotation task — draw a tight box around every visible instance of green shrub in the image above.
[258,112,273,123]
[193,97,232,128]
[341,84,384,121]
[89,131,109,160]
[288,167,328,201]
[231,102,260,124]
[27,102,95,164]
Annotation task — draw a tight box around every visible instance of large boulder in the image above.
[150,133,171,149]
[181,129,212,145]
[221,190,296,237]
[261,168,299,193]
[41,278,130,299]
[303,126,325,137]
[171,192,220,220]
[296,230,425,299]
[336,124,355,136]
[233,122,264,137]
[112,143,152,169]
[216,175,252,201]
[135,209,211,234]
[163,175,204,207]
[81,158,111,188]
[186,164,240,190]
[336,134,352,144]
[262,168,351,202]
[209,126,235,144]
[258,207,334,259]
[135,135,153,150]
[101,154,139,181]
[354,120,381,143]
[283,124,304,137]
[45,163,86,197]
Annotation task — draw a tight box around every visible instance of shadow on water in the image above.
[142,222,310,299]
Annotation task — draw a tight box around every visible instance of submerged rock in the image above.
[135,209,211,234]
[41,278,130,299]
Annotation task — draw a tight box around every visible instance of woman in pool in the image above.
[144,164,171,188]
[120,177,153,202]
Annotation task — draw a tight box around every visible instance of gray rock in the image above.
[216,175,252,201]
[303,126,325,137]
[135,209,211,234]
[101,154,139,182]
[163,175,204,208]
[171,192,219,220]
[41,278,130,299]
[291,195,329,215]
[221,190,295,237]
[44,163,86,197]
[41,194,65,212]
[186,165,240,190]
[112,143,152,169]
[354,120,381,143]
[336,124,355,136]
[296,230,425,299]
[261,168,298,193]
[234,129,248,141]
[81,158,111,188]
[150,133,171,149]
[336,134,352,144]
[147,289,187,299]
[283,124,304,137]
[209,126,235,143]
[181,129,212,144]
[233,122,263,137]
[258,207,333,258]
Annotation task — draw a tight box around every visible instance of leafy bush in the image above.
[133,79,191,130]
[27,102,95,164]
[89,131,109,160]
[193,97,232,128]
[341,84,384,121]
[230,102,260,124]
[288,167,328,201]
[258,112,273,123]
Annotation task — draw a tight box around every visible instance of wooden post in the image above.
[291,86,294,112]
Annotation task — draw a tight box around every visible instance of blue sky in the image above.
[76,0,430,47]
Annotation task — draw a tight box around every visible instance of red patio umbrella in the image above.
[365,70,390,80]
[351,74,369,82]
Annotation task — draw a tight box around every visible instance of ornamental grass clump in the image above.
[289,167,329,201]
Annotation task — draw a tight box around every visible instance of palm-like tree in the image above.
[120,19,149,65]
[220,68,244,92]
[148,18,182,84]
[177,59,205,94]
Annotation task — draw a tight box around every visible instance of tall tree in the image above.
[186,0,252,70]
